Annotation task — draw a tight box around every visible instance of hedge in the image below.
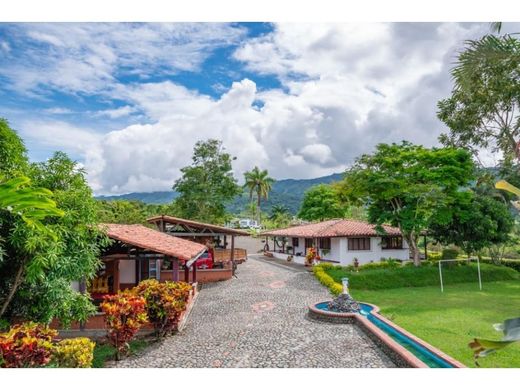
[314,262,519,292]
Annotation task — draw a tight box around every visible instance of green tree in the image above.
[340,142,475,266]
[297,184,346,221]
[243,166,274,223]
[270,205,290,220]
[429,192,514,258]
[5,152,109,325]
[0,118,29,177]
[96,200,149,224]
[173,139,241,224]
[438,34,520,164]
[0,176,65,318]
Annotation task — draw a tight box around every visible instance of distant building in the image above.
[238,218,261,229]
[263,219,410,266]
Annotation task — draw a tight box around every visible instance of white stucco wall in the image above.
[337,237,410,265]
[272,251,306,264]
[120,259,136,283]
[271,235,409,266]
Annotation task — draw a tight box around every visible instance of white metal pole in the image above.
[477,257,482,291]
[439,260,444,293]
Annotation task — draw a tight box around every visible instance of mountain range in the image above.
[96,173,344,215]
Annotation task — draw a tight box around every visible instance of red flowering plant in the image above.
[0,322,57,368]
[100,292,147,360]
[305,247,318,266]
[132,279,192,338]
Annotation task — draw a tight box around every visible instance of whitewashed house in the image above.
[263,219,410,266]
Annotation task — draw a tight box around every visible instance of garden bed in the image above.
[315,261,519,292]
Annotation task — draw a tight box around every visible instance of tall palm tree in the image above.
[243,167,274,224]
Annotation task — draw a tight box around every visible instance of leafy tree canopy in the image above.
[173,139,241,224]
[0,118,29,177]
[297,184,348,221]
[429,192,515,256]
[438,34,520,164]
[339,142,475,265]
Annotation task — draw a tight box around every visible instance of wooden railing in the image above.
[214,248,247,263]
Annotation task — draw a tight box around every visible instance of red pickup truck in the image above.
[195,250,214,269]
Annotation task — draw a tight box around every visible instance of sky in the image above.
[1,22,518,195]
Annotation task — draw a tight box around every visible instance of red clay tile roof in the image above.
[147,215,250,236]
[263,219,402,238]
[102,223,207,261]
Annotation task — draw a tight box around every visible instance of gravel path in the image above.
[113,255,395,368]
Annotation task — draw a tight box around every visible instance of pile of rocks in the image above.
[327,293,360,313]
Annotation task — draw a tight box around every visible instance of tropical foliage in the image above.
[52,337,95,368]
[100,292,148,360]
[0,121,109,326]
[469,317,520,366]
[438,34,520,164]
[96,199,180,225]
[428,192,515,257]
[173,139,241,224]
[339,142,475,265]
[0,322,57,368]
[6,152,109,326]
[298,184,347,221]
[243,166,274,223]
[132,279,192,338]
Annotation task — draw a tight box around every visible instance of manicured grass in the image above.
[325,262,519,290]
[92,339,151,368]
[353,281,520,368]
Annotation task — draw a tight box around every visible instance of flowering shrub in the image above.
[52,337,95,368]
[305,247,318,266]
[100,292,147,360]
[132,279,192,338]
[313,265,343,296]
[0,322,57,367]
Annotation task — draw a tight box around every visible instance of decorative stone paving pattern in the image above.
[112,256,395,368]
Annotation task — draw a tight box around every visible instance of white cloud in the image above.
[43,107,74,115]
[0,40,10,53]
[94,105,136,119]
[0,23,246,95]
[13,23,520,195]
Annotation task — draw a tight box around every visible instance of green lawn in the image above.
[353,281,520,368]
[93,338,151,368]
[325,262,519,290]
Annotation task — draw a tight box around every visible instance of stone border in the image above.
[308,301,466,368]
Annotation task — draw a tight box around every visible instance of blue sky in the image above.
[0,22,516,194]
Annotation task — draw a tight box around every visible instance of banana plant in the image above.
[0,176,64,231]
[469,317,520,366]
[467,179,520,365]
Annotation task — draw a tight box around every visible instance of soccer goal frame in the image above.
[438,258,482,292]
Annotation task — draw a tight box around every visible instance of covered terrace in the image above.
[147,215,250,270]
[88,224,207,300]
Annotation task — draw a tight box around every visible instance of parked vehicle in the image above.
[238,219,261,229]
[195,250,214,269]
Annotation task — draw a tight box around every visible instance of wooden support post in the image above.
[137,249,142,284]
[172,257,179,282]
[114,259,120,293]
[192,264,196,284]
[231,234,236,276]
[79,277,86,331]
[184,263,189,283]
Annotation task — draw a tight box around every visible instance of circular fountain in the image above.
[308,277,463,368]
[309,277,364,323]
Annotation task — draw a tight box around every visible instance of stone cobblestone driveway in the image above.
[113,256,394,368]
